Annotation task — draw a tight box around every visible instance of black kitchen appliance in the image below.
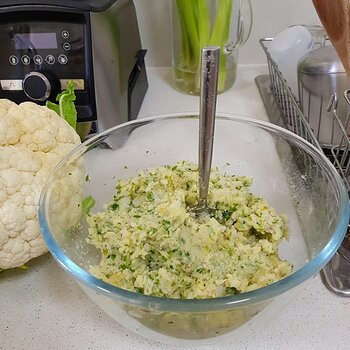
[0,0,148,137]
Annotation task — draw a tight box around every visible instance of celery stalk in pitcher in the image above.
[174,0,233,94]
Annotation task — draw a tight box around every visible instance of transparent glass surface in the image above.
[39,114,349,345]
[171,0,253,95]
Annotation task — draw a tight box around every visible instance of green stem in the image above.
[176,0,199,69]
[176,0,191,67]
[194,0,211,90]
[209,0,233,91]
[196,0,210,50]
[175,0,233,93]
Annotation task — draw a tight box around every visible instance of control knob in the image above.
[23,72,58,102]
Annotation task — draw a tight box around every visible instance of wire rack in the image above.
[260,37,350,296]
[260,37,350,191]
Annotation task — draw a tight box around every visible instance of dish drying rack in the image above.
[258,37,350,297]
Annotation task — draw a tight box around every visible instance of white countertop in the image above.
[1,66,349,350]
[138,65,270,120]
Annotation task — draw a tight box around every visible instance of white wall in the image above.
[134,0,321,67]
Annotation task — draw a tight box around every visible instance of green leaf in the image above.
[46,81,77,130]
[45,100,60,115]
[82,195,96,216]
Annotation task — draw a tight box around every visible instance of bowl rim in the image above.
[39,113,350,312]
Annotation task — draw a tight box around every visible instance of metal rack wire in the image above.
[260,37,350,297]
[327,92,350,192]
[260,37,350,191]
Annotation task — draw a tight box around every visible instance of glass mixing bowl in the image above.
[39,114,349,345]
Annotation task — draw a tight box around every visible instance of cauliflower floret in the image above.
[0,99,81,270]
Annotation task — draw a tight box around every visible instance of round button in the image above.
[62,42,71,51]
[21,55,30,65]
[45,55,55,65]
[58,54,68,65]
[61,30,69,39]
[9,55,18,65]
[23,72,51,101]
[33,55,43,65]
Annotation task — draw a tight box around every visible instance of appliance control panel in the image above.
[0,9,96,122]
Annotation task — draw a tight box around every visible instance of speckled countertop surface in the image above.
[1,66,349,350]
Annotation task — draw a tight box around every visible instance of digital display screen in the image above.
[13,33,58,49]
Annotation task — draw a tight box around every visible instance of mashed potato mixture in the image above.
[87,161,292,299]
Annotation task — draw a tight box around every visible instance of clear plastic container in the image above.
[269,25,314,97]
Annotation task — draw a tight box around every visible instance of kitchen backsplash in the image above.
[134,0,321,67]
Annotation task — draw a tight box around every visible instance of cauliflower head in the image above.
[0,99,81,269]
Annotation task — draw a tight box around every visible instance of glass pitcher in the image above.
[171,0,252,95]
